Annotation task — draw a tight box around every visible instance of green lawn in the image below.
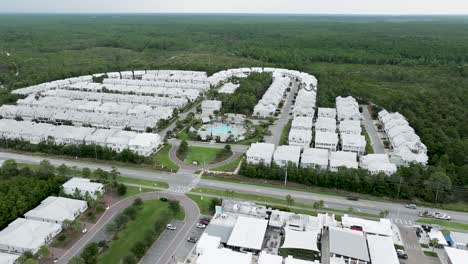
[416,219,468,231]
[98,200,183,264]
[152,144,180,172]
[184,146,224,165]
[122,186,155,199]
[191,187,378,218]
[423,251,438,257]
[187,194,215,215]
[118,176,169,189]
[176,130,190,140]
[210,155,244,172]
[362,126,374,154]
[279,120,292,146]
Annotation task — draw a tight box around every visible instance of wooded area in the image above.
[0,14,466,193]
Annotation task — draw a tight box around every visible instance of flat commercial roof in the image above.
[329,227,369,262]
[196,248,252,264]
[341,215,392,237]
[258,251,283,264]
[281,228,320,252]
[285,256,320,264]
[445,247,468,264]
[227,216,268,250]
[367,235,399,264]
[0,252,19,264]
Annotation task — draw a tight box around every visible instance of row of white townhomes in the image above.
[0,177,103,259]
[253,76,291,118]
[191,199,402,264]
[378,110,428,166]
[0,119,161,156]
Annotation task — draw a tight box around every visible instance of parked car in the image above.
[200,217,211,222]
[347,196,359,201]
[405,204,417,209]
[159,197,168,202]
[199,220,209,225]
[196,223,206,229]
[187,237,198,243]
[166,224,176,230]
[396,249,408,259]
[81,228,88,234]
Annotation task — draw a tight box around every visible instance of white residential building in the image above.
[128,133,161,156]
[0,218,62,254]
[341,215,393,237]
[218,82,240,94]
[451,231,468,250]
[367,235,399,264]
[246,143,275,166]
[291,116,313,131]
[317,107,336,119]
[292,89,316,117]
[341,134,366,155]
[314,131,339,151]
[24,196,88,224]
[201,100,222,116]
[359,154,397,175]
[62,177,105,199]
[315,117,337,133]
[329,227,370,264]
[288,129,312,149]
[336,96,360,121]
[253,76,290,117]
[273,145,302,167]
[300,148,329,169]
[338,120,361,135]
[105,130,138,153]
[0,252,19,264]
[444,246,468,264]
[329,151,358,171]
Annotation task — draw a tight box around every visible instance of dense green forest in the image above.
[0,160,67,229]
[211,72,272,115]
[0,15,466,193]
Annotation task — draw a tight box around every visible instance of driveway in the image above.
[361,105,385,154]
[398,225,440,264]
[56,192,199,264]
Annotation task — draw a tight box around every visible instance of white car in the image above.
[434,213,451,220]
[166,224,177,230]
[81,228,88,233]
[196,223,206,229]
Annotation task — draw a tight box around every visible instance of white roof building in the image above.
[291,116,313,131]
[84,129,119,147]
[317,107,336,119]
[258,251,283,264]
[428,230,449,246]
[24,196,88,224]
[315,117,337,133]
[338,120,361,135]
[218,82,240,94]
[451,231,468,250]
[341,215,393,237]
[329,151,358,171]
[300,148,329,169]
[359,154,397,175]
[196,247,252,264]
[285,256,320,264]
[336,96,360,121]
[273,145,302,167]
[62,177,105,199]
[246,143,275,166]
[314,131,338,151]
[0,218,62,254]
[226,216,268,251]
[288,129,312,149]
[196,233,221,255]
[201,100,222,115]
[0,252,19,264]
[367,235,399,264]
[292,89,316,117]
[329,227,370,263]
[281,228,320,252]
[341,134,366,155]
[444,247,468,264]
[128,133,161,156]
[106,130,138,153]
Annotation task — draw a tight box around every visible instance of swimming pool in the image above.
[209,124,239,135]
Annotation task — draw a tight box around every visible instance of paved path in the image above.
[265,80,298,145]
[399,225,440,264]
[361,105,385,154]
[57,192,199,264]
[159,101,202,139]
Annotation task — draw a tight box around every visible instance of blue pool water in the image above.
[209,125,238,135]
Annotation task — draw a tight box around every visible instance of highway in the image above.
[2,150,467,225]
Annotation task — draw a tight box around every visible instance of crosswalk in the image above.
[388,218,415,226]
[165,185,192,194]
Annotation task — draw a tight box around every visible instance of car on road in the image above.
[434,212,451,220]
[396,249,408,259]
[166,224,177,230]
[81,228,88,233]
[405,204,417,209]
[199,220,209,225]
[196,223,206,229]
[347,196,359,201]
[187,236,198,243]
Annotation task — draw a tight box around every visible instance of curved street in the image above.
[56,192,200,264]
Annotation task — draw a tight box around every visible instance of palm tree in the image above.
[286,195,294,208]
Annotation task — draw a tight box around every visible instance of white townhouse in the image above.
[329,151,358,171]
[128,133,162,156]
[24,196,88,225]
[273,145,302,167]
[62,177,105,199]
[201,100,222,116]
[359,154,397,175]
[246,143,276,166]
[288,129,312,149]
[300,148,329,169]
[317,107,336,119]
[315,117,337,133]
[314,131,339,151]
[341,134,366,155]
[338,120,362,135]
[291,116,314,131]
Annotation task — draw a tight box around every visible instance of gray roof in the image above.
[329,227,369,262]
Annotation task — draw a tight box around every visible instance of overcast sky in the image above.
[2,0,468,15]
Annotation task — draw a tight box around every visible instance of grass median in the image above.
[416,218,468,231]
[118,176,169,189]
[152,144,180,172]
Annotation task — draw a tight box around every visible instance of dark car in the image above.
[347,196,359,201]
[187,236,198,243]
[200,217,211,222]
[159,197,168,202]
[199,220,209,225]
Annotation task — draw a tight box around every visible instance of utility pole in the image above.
[284,170,288,186]
[396,177,403,200]
[435,184,440,204]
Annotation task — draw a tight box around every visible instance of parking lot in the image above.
[399,225,440,264]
